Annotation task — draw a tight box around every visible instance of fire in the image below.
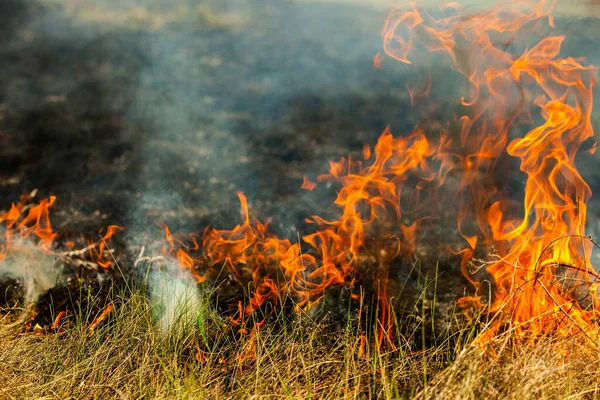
[1,194,123,269]
[89,304,113,333]
[160,222,207,283]
[52,310,67,330]
[0,195,58,258]
[3,0,599,348]
[159,0,600,346]
[301,175,317,191]
[0,194,122,310]
[380,0,599,343]
[89,225,123,269]
[162,130,440,343]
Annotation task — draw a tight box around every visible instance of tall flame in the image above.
[380,0,599,342]
[159,0,600,345]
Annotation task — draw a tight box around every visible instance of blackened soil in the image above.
[1,1,600,326]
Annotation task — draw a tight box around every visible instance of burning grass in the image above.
[2,277,600,399]
[3,0,600,397]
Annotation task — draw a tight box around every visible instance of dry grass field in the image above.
[3,280,600,399]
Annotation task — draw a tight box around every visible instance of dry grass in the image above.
[1,281,600,399]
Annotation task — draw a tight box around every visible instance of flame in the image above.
[236,319,265,365]
[162,130,438,343]
[406,74,431,107]
[0,195,58,259]
[89,225,123,269]
[380,0,599,343]
[89,304,113,333]
[0,194,122,332]
[1,195,122,269]
[201,192,310,313]
[160,222,207,283]
[301,175,317,191]
[52,310,67,330]
[362,143,371,160]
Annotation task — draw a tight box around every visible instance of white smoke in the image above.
[0,235,61,323]
[147,258,202,333]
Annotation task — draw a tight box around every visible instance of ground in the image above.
[2,0,600,398]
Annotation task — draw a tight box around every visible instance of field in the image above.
[3,0,600,398]
[3,280,600,399]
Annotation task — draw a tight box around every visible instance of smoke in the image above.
[147,258,202,333]
[117,0,396,326]
[0,0,478,320]
[295,0,596,16]
[0,236,61,318]
[127,191,206,332]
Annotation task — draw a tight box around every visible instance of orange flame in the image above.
[380,0,599,343]
[52,310,67,330]
[1,195,122,275]
[0,195,57,259]
[161,128,438,343]
[6,0,596,346]
[89,225,123,269]
[301,175,317,191]
[89,304,113,333]
[160,222,207,283]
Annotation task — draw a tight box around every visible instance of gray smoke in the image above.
[147,258,203,333]
[0,235,61,320]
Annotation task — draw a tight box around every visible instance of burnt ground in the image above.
[2,0,600,330]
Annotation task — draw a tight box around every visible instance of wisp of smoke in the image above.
[0,234,61,321]
[148,258,202,333]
